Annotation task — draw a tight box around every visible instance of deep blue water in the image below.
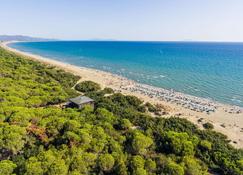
[10,41,243,107]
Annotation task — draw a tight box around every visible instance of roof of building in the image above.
[69,96,94,105]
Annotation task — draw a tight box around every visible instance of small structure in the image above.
[68,96,94,109]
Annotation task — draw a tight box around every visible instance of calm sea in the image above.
[10,41,243,107]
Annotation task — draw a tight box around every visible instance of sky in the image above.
[1,0,243,41]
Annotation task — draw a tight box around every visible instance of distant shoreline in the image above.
[1,41,243,148]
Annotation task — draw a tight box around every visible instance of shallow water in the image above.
[10,41,243,107]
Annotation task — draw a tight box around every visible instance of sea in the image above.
[9,41,243,107]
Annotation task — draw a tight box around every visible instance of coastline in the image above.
[1,41,243,148]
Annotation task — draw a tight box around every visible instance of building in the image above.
[68,96,94,109]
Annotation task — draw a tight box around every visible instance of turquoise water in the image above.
[10,41,243,107]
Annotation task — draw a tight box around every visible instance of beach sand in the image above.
[1,41,243,148]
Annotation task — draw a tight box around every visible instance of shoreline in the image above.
[1,41,243,148]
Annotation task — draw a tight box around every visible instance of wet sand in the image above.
[1,41,243,148]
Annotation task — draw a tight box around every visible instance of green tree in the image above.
[131,155,147,175]
[131,131,153,154]
[26,150,68,175]
[70,155,88,174]
[116,160,128,175]
[199,140,212,151]
[25,157,44,175]
[133,168,147,175]
[119,119,132,130]
[145,158,156,173]
[0,160,17,175]
[131,155,145,169]
[98,154,115,172]
[0,123,26,155]
[164,160,184,175]
[96,108,116,123]
[237,159,243,171]
[182,156,208,175]
[164,131,197,156]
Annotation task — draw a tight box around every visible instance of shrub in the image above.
[75,81,101,92]
[203,122,214,130]
[145,102,157,112]
[103,87,114,94]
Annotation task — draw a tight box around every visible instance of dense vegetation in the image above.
[75,81,101,93]
[0,47,242,175]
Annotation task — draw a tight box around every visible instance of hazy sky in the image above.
[1,0,243,41]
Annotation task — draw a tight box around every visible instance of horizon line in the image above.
[33,39,243,43]
[2,35,243,43]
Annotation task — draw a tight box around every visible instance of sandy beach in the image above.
[1,41,243,148]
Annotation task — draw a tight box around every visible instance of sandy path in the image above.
[1,41,242,148]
